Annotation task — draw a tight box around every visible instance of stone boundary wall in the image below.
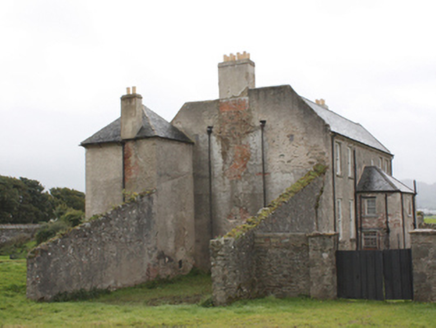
[211,231,337,306]
[210,233,258,304]
[308,232,338,298]
[27,193,192,301]
[0,224,41,246]
[410,229,436,302]
[210,167,338,305]
[255,233,310,297]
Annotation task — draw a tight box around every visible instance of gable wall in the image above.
[173,86,332,270]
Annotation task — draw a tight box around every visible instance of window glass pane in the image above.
[366,198,376,215]
[335,143,341,175]
[363,231,377,249]
[347,148,352,177]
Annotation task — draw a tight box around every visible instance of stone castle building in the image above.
[27,53,417,301]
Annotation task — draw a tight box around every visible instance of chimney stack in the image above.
[121,86,143,140]
[218,51,255,99]
[315,99,329,109]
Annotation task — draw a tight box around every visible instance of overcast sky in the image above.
[1,0,435,192]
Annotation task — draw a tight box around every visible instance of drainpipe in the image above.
[207,126,213,239]
[122,142,126,202]
[385,194,390,250]
[401,193,406,248]
[260,120,267,208]
[413,180,417,229]
[353,149,358,250]
[331,134,337,233]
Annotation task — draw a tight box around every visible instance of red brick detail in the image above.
[219,98,248,112]
[123,141,140,185]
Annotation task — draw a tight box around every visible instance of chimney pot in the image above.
[126,87,131,95]
[132,86,136,94]
[315,99,328,109]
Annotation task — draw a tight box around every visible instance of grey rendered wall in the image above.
[123,139,157,193]
[172,100,218,270]
[173,86,331,270]
[410,229,436,302]
[85,144,123,218]
[154,139,195,265]
[84,137,195,272]
[27,192,194,301]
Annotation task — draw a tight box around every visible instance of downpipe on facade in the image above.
[260,120,267,208]
[207,126,214,239]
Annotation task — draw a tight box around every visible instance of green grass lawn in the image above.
[424,215,436,224]
[1,257,436,327]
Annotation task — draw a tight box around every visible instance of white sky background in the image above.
[0,0,435,192]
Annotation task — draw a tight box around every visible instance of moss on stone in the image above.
[224,164,327,239]
[28,189,157,258]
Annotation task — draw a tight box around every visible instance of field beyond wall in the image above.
[1,257,436,327]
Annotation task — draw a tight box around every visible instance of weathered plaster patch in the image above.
[225,144,251,180]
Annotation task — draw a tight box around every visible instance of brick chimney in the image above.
[218,52,255,99]
[121,87,143,140]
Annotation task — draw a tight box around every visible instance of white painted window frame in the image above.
[365,197,376,216]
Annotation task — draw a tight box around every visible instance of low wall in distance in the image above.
[0,224,40,246]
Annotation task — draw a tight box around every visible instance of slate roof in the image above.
[357,166,414,193]
[81,106,193,146]
[302,98,390,154]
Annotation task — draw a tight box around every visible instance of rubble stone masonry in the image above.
[210,170,339,305]
[411,229,436,302]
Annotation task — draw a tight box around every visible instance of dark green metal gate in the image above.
[336,249,413,300]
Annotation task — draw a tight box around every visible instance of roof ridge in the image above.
[142,106,157,135]
[301,97,390,154]
[301,97,361,127]
[378,168,414,193]
[374,166,398,190]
